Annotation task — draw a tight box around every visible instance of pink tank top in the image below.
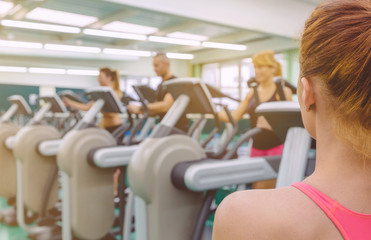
[292,182,371,240]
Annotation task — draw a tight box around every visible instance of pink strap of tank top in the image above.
[292,182,371,240]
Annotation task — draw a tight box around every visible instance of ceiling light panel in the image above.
[0,66,27,73]
[84,29,147,41]
[44,44,101,53]
[166,53,194,60]
[0,20,81,34]
[29,67,66,75]
[67,69,100,76]
[0,40,43,49]
[167,32,208,41]
[0,1,13,15]
[103,48,151,57]
[102,21,158,35]
[148,36,200,46]
[202,41,247,51]
[26,8,98,27]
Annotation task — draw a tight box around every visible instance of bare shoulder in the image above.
[114,89,123,99]
[212,186,331,240]
[283,86,293,100]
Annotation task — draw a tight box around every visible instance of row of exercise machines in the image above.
[0,78,313,240]
[0,88,156,239]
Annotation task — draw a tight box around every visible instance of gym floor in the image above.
[0,223,28,240]
[0,198,28,240]
[0,139,244,240]
[0,196,213,240]
[0,224,212,240]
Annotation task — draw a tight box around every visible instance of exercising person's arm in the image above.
[218,90,253,122]
[62,97,94,111]
[146,92,173,116]
[283,87,293,101]
[127,92,174,116]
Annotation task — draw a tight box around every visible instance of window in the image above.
[220,63,239,88]
[119,78,126,92]
[202,63,220,87]
[241,57,255,99]
[141,77,150,86]
[149,76,161,89]
[124,76,141,99]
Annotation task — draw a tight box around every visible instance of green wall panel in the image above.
[0,84,39,111]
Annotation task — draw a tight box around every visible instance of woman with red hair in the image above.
[213,0,371,239]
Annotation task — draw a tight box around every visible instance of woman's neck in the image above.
[100,82,113,88]
[259,77,275,89]
[305,113,371,211]
[315,130,369,180]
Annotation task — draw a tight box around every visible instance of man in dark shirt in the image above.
[127,52,189,132]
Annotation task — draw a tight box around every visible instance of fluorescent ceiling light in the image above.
[0,1,14,15]
[0,20,81,34]
[0,66,27,73]
[148,36,200,46]
[167,32,208,41]
[102,21,158,35]
[67,69,99,76]
[26,8,98,27]
[166,53,194,60]
[202,41,247,51]
[84,29,147,41]
[103,48,151,57]
[29,67,66,75]
[44,44,101,53]
[0,40,42,49]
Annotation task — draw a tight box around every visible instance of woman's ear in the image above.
[300,77,315,111]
